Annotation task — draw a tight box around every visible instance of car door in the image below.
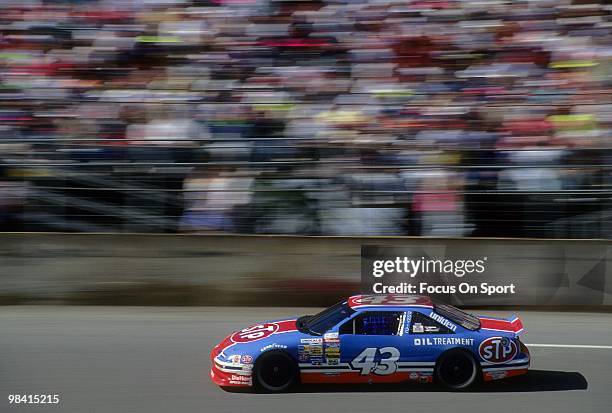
[337,310,408,377]
[404,310,458,363]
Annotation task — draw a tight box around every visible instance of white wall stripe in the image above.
[526,343,612,349]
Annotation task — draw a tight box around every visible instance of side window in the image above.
[409,311,454,334]
[339,311,403,336]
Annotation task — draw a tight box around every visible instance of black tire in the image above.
[435,350,480,390]
[253,351,298,393]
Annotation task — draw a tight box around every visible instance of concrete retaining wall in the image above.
[1,234,610,307]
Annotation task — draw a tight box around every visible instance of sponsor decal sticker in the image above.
[479,337,518,364]
[487,371,508,380]
[428,311,457,332]
[260,343,288,352]
[413,337,474,346]
[241,355,253,364]
[229,374,252,385]
[324,332,339,340]
[231,375,250,381]
[404,312,413,334]
[231,323,280,343]
[298,344,311,362]
[301,338,323,344]
[407,372,433,382]
[325,347,340,357]
[310,345,323,356]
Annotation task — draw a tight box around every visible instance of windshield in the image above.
[304,301,355,335]
[433,300,481,331]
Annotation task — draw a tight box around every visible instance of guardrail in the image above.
[2,149,612,237]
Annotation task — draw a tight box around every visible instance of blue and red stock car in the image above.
[210,294,530,392]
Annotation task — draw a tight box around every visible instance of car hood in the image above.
[212,317,312,360]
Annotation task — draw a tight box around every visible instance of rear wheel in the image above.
[435,350,479,390]
[253,351,298,393]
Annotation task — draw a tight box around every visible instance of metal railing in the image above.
[1,143,611,238]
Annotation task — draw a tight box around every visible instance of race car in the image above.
[210,294,529,392]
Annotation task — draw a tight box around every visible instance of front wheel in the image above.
[253,351,298,393]
[435,350,479,390]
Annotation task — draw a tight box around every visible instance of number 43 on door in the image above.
[350,347,400,375]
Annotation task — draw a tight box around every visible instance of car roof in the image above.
[347,294,433,310]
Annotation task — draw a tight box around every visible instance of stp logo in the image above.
[479,337,518,364]
[231,323,279,343]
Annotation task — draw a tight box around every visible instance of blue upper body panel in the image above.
[216,304,527,371]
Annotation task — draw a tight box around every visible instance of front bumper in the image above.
[210,361,253,387]
[210,341,253,387]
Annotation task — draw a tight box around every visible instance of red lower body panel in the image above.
[211,364,528,388]
[301,371,434,384]
[483,368,528,382]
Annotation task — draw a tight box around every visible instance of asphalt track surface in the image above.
[1,307,610,413]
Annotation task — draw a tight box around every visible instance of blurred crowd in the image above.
[1,0,612,237]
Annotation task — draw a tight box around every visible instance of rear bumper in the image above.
[482,344,530,382]
[483,367,528,381]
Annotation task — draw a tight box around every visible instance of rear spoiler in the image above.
[478,315,525,336]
